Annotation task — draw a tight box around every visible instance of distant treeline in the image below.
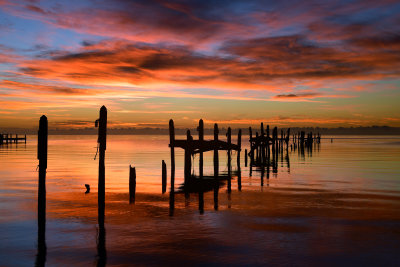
[2,126,400,135]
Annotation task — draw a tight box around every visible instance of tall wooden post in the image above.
[227,127,232,193]
[249,127,253,165]
[169,120,175,190]
[162,160,167,194]
[184,130,192,184]
[255,132,259,163]
[213,123,219,211]
[267,125,270,160]
[95,106,107,267]
[169,120,175,216]
[245,149,248,167]
[97,106,107,228]
[36,115,47,266]
[237,129,242,191]
[129,166,136,203]
[237,129,241,168]
[198,119,204,179]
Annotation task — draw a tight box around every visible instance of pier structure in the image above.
[0,133,26,144]
[168,119,241,188]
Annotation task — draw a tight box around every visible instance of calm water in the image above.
[1,135,400,266]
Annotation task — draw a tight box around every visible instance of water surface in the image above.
[0,135,399,266]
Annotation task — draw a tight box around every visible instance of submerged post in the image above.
[162,160,167,194]
[129,166,136,203]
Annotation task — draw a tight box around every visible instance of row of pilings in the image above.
[248,123,321,168]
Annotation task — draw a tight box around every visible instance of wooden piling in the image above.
[245,149,248,167]
[237,129,241,167]
[184,130,192,184]
[168,120,176,216]
[213,123,219,211]
[36,115,47,267]
[97,106,107,226]
[198,119,204,179]
[169,120,175,191]
[227,127,232,193]
[129,165,136,203]
[162,160,167,194]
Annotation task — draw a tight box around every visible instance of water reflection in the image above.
[35,205,46,267]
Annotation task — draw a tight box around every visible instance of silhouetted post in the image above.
[249,127,254,164]
[95,107,107,267]
[169,120,175,190]
[261,123,265,163]
[198,119,204,179]
[184,130,192,184]
[237,129,242,191]
[213,123,219,211]
[169,120,175,216]
[245,149,248,167]
[255,132,259,163]
[36,115,47,267]
[129,165,136,203]
[25,134,26,144]
[286,128,290,148]
[162,160,167,194]
[97,106,107,225]
[267,125,270,159]
[227,127,232,193]
[237,129,241,167]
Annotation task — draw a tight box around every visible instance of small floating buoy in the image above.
[85,184,90,193]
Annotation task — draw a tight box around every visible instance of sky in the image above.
[0,0,399,129]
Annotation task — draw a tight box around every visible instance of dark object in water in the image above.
[85,184,90,193]
[129,165,136,204]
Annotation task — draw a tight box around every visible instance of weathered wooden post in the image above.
[237,129,241,167]
[169,120,175,216]
[95,106,107,267]
[25,134,27,144]
[255,132,259,163]
[184,130,192,184]
[249,127,254,165]
[96,106,107,229]
[261,123,265,163]
[129,165,136,203]
[162,160,167,194]
[237,129,242,191]
[198,119,204,179]
[36,115,47,267]
[267,125,270,160]
[213,123,219,211]
[169,119,175,190]
[245,149,248,167]
[227,127,232,193]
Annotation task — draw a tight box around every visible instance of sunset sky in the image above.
[0,0,399,129]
